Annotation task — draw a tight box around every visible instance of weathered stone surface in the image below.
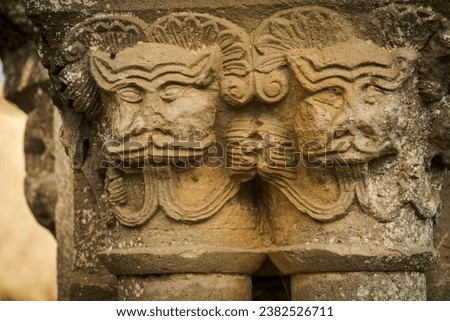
[119,274,252,301]
[291,272,427,301]
[100,246,266,275]
[427,172,450,300]
[23,0,450,300]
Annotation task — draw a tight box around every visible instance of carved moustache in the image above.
[305,134,397,164]
[104,131,215,164]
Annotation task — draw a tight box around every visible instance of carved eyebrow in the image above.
[288,55,413,92]
[90,52,216,91]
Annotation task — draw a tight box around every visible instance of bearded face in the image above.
[296,82,403,166]
[90,42,221,166]
[288,41,416,166]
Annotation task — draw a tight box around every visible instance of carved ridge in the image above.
[157,167,242,222]
[107,167,159,227]
[274,171,356,222]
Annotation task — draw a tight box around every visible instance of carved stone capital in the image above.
[27,1,450,300]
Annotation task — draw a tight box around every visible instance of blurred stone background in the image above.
[0,63,57,300]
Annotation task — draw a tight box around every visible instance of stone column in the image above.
[26,0,450,300]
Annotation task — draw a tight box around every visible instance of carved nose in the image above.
[113,115,146,141]
[333,108,352,129]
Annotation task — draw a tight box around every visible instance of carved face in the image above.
[225,114,297,182]
[90,42,221,165]
[288,41,416,165]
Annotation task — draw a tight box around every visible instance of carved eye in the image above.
[363,85,386,105]
[117,86,143,103]
[310,87,344,109]
[160,84,188,102]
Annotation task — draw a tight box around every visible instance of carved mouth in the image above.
[105,132,215,165]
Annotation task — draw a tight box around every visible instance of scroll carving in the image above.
[253,7,352,105]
